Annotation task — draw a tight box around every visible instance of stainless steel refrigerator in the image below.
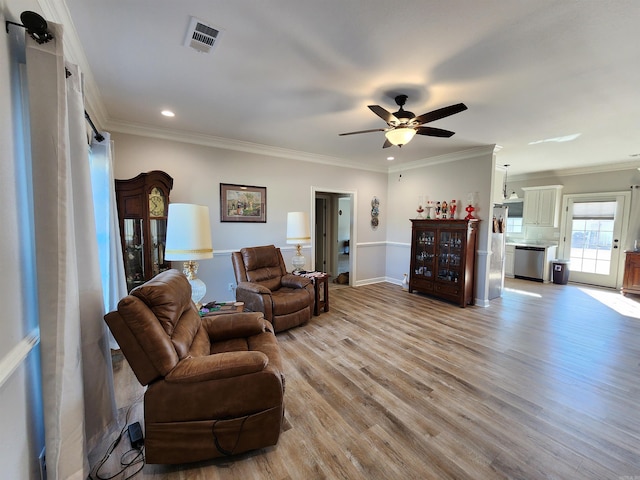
[488,204,508,299]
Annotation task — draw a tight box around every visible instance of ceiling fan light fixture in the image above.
[385,127,416,146]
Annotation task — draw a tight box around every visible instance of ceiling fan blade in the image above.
[368,105,398,124]
[383,139,393,148]
[416,126,456,138]
[414,103,468,125]
[339,128,386,136]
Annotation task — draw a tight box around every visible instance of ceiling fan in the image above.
[339,95,467,148]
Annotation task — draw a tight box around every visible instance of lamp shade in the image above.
[385,127,416,146]
[165,204,213,260]
[286,211,310,245]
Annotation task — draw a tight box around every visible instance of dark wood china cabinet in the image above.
[409,219,479,307]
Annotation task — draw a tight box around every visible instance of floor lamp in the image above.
[165,203,213,307]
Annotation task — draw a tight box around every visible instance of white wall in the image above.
[385,147,495,304]
[111,132,388,300]
[111,134,497,304]
[338,197,350,248]
[1,1,46,478]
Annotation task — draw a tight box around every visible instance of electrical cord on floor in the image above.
[212,415,249,456]
[89,397,145,480]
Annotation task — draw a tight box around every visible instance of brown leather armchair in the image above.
[231,245,315,332]
[104,269,285,464]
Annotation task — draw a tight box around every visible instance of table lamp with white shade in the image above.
[164,203,213,307]
[286,211,311,272]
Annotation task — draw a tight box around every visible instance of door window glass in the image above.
[569,201,615,275]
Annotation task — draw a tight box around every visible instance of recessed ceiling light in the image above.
[387,156,395,161]
[161,110,175,117]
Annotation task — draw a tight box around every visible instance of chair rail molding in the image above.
[0,329,40,389]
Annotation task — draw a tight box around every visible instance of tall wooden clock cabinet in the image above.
[115,170,174,292]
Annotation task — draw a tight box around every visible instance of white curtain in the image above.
[25,23,116,480]
[89,133,127,349]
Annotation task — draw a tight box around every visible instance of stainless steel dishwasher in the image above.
[514,246,545,281]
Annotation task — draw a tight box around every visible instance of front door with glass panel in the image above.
[560,193,628,288]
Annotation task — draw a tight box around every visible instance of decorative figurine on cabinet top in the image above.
[426,200,434,219]
[441,200,448,219]
[450,200,457,219]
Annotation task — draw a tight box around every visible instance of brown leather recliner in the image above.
[104,269,285,464]
[231,245,315,332]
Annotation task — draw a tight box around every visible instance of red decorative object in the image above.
[450,200,457,219]
[464,204,475,220]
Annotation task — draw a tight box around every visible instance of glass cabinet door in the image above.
[414,228,436,278]
[123,218,145,291]
[149,218,169,277]
[438,230,463,283]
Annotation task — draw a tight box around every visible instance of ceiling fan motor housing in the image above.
[393,95,415,123]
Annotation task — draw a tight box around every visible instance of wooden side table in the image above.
[200,302,244,317]
[313,274,329,316]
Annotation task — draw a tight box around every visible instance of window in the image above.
[569,201,616,275]
[505,200,523,234]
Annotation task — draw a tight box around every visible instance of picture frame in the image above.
[220,183,267,223]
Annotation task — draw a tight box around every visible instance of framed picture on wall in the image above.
[220,183,267,223]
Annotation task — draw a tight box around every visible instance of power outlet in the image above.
[228,283,235,292]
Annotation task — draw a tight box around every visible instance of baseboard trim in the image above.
[354,276,387,287]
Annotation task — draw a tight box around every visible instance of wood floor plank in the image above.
[94,279,640,479]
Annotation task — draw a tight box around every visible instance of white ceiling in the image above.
[59,0,640,175]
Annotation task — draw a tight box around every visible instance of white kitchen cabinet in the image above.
[505,244,515,277]
[522,185,563,227]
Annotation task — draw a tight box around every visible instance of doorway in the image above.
[312,188,356,285]
[559,192,630,288]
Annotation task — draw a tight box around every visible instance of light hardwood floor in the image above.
[92,279,640,479]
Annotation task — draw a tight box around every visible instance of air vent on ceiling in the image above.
[184,16,222,54]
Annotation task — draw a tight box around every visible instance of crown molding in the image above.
[106,119,390,173]
[509,159,640,182]
[387,145,496,173]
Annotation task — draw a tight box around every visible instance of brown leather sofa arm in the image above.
[202,312,266,341]
[235,283,274,321]
[165,351,269,383]
[281,274,312,289]
[236,281,271,294]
